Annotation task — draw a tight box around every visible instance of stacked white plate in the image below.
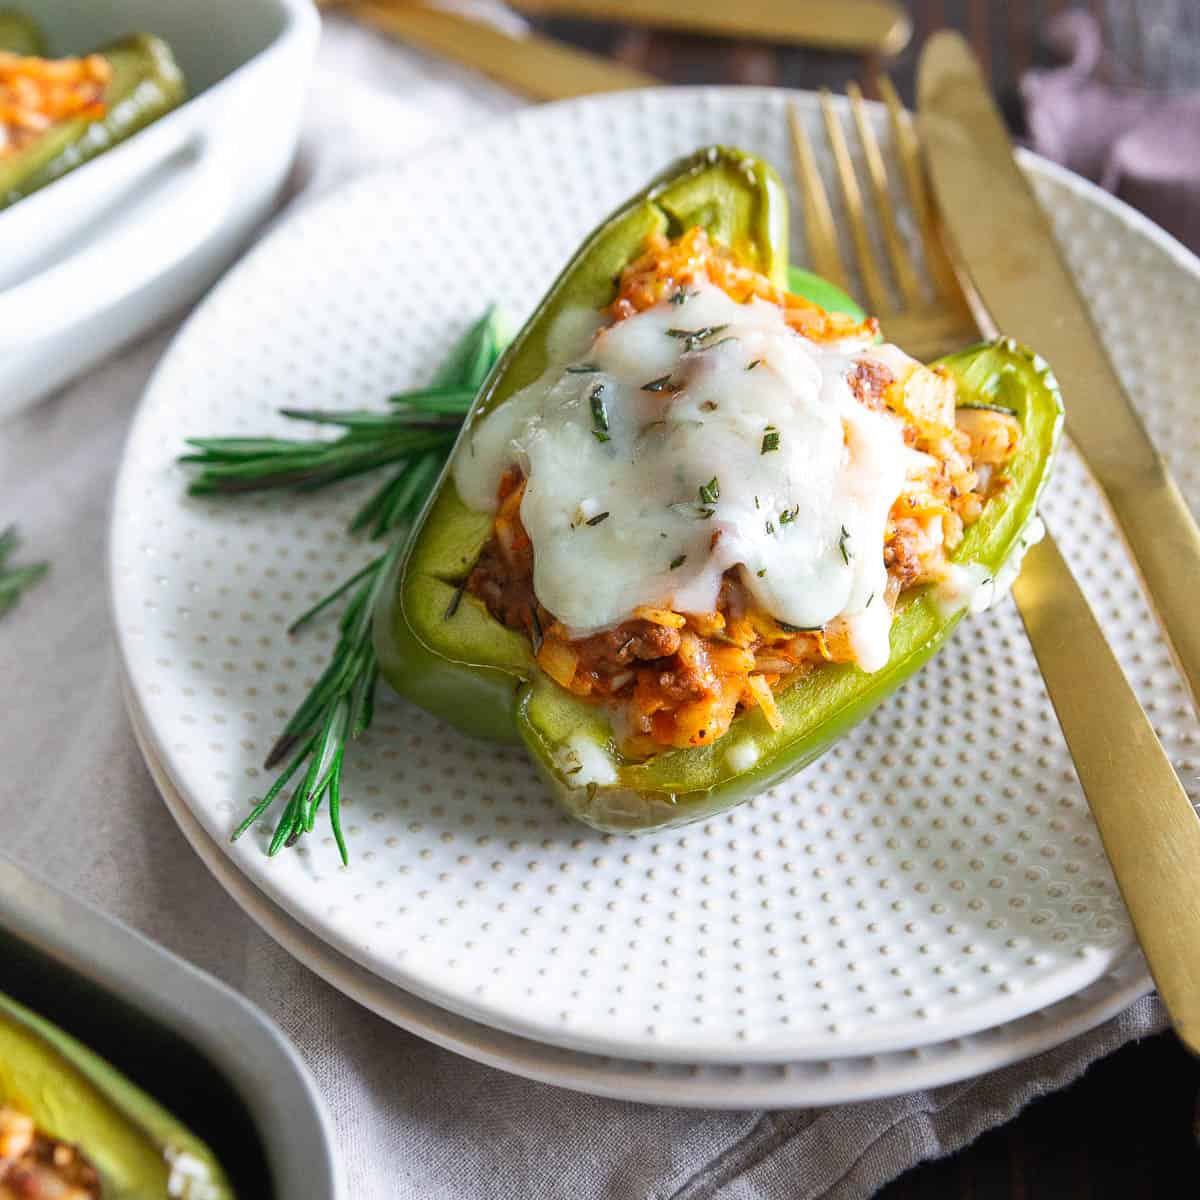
[111,88,1200,1107]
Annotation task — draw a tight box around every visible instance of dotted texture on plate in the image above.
[125,694,1158,1108]
[111,89,1200,1065]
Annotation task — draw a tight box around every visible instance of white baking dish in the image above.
[0,0,319,420]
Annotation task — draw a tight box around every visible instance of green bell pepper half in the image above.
[373,145,1063,832]
[0,9,47,56]
[0,988,234,1198]
[0,27,186,210]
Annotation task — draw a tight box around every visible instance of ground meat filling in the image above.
[463,232,1020,756]
[467,473,837,755]
[0,1106,101,1200]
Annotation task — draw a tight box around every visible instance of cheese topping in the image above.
[454,283,925,669]
[935,514,1046,617]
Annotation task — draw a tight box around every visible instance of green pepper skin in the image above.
[0,32,187,210]
[374,147,1063,832]
[376,146,788,742]
[0,989,234,1198]
[0,9,47,56]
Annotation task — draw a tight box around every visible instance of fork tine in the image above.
[819,89,891,316]
[787,100,851,296]
[878,74,963,306]
[847,82,924,310]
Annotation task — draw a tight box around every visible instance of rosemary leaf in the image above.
[444,580,466,620]
[0,526,48,620]
[303,707,350,833]
[350,449,443,539]
[180,437,321,460]
[370,452,442,538]
[184,430,456,496]
[212,305,509,861]
[328,768,347,865]
[642,375,678,393]
[351,663,378,740]
[232,734,315,840]
[348,467,412,538]
[288,559,380,635]
[460,305,503,389]
[418,305,504,394]
[278,408,461,431]
[387,386,480,414]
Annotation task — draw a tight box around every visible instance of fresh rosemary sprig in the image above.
[0,526,48,620]
[184,307,507,862]
[180,392,470,503]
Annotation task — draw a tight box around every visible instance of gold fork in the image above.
[788,79,973,361]
[790,84,1200,1053]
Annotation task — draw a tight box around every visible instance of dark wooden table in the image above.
[535,0,1118,112]
[525,1,1200,1195]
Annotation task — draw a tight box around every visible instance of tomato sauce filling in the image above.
[0,51,111,158]
[466,229,1019,756]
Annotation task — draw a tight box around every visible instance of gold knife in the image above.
[918,34,1200,1053]
[1012,535,1200,1054]
[347,2,658,99]
[918,31,1200,716]
[966,248,1200,1058]
[508,0,912,54]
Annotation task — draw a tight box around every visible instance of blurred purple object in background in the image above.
[1022,9,1200,252]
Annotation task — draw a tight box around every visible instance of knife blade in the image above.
[1011,535,1200,1054]
[917,30,1200,716]
[507,0,912,55]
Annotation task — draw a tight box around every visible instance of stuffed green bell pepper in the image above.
[0,988,233,1198]
[374,145,1062,834]
[0,12,186,210]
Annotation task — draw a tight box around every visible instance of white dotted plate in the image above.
[111,88,1200,1066]
[125,670,1153,1108]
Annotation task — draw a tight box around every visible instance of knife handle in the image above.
[507,0,912,54]
[353,2,658,99]
[1012,533,1200,1054]
[918,31,1200,719]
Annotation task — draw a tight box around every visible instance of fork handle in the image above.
[1012,533,1200,1054]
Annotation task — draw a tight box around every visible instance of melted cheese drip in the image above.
[454,284,923,669]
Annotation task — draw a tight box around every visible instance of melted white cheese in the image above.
[935,515,1046,616]
[454,284,924,667]
[724,738,761,773]
[555,733,620,786]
